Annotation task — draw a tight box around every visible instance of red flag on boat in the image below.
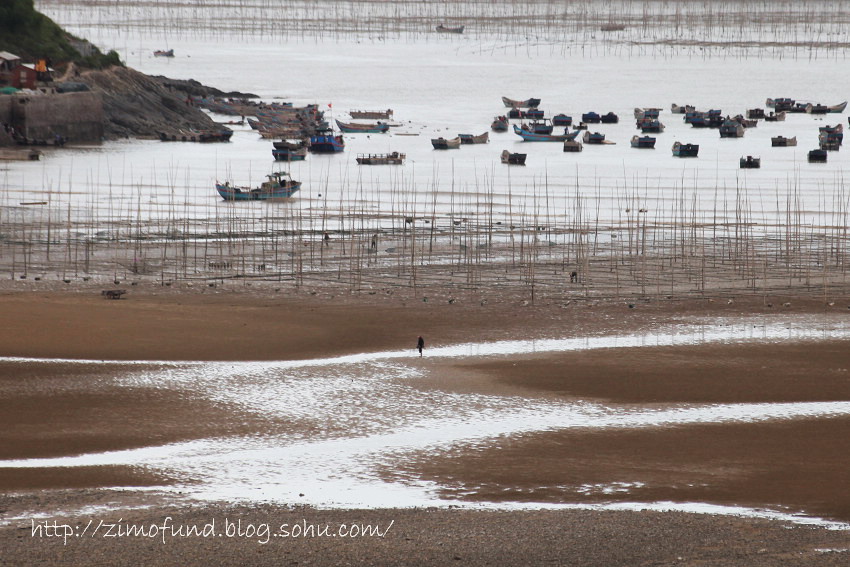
[328,102,333,108]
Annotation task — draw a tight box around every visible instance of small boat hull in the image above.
[500,150,526,165]
[740,156,761,169]
[216,172,301,201]
[672,142,699,157]
[431,137,461,149]
[631,135,656,148]
[513,124,579,142]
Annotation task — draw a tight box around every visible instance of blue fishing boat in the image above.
[272,146,307,161]
[309,129,345,153]
[335,119,389,134]
[581,111,601,124]
[600,112,619,124]
[637,118,664,133]
[215,172,301,201]
[552,113,573,126]
[513,124,579,142]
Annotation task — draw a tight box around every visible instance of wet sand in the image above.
[1,285,849,564]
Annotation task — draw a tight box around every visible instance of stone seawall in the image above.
[0,91,103,144]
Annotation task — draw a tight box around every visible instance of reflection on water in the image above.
[2,316,849,526]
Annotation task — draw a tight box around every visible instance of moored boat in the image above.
[637,118,664,133]
[582,131,606,144]
[272,146,307,161]
[491,116,509,132]
[500,150,527,165]
[502,96,541,109]
[431,136,461,149]
[215,171,300,201]
[808,149,828,162]
[740,156,760,169]
[719,119,745,138]
[349,109,393,120]
[771,136,797,147]
[459,132,489,144]
[562,140,583,152]
[513,124,579,142]
[436,24,464,33]
[672,141,699,157]
[764,111,786,122]
[747,108,765,119]
[309,129,345,153]
[552,113,573,126]
[335,119,389,134]
[581,111,601,124]
[634,108,661,119]
[522,119,554,135]
[807,101,847,114]
[356,152,406,165]
[600,112,619,124]
[153,49,174,57]
[671,103,695,114]
[631,135,656,148]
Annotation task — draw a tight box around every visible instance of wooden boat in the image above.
[500,150,526,165]
[502,96,541,109]
[630,135,656,148]
[491,116,509,132]
[563,140,583,152]
[153,49,174,57]
[356,152,405,165]
[335,119,389,134]
[600,23,626,32]
[808,149,828,162]
[459,132,489,144]
[513,124,579,142]
[215,172,300,201]
[807,101,847,114]
[431,136,461,149]
[522,119,554,135]
[763,111,786,122]
[309,129,345,153]
[638,118,664,133]
[672,141,699,157]
[771,136,797,147]
[436,24,464,34]
[746,108,765,119]
[719,119,745,138]
[583,131,606,144]
[600,112,619,124]
[552,113,573,126]
[572,122,588,131]
[740,156,761,169]
[671,103,695,114]
[634,108,661,120]
[349,109,393,120]
[581,111,601,124]
[272,146,307,161]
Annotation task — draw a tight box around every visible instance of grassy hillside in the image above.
[0,0,120,68]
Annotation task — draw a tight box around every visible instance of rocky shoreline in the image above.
[70,65,257,140]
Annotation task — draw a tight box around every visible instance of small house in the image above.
[0,51,37,89]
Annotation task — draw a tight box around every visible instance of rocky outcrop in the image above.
[74,65,225,140]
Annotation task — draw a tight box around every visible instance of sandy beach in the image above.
[1,282,849,565]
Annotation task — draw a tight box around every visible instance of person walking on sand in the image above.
[417,336,425,357]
